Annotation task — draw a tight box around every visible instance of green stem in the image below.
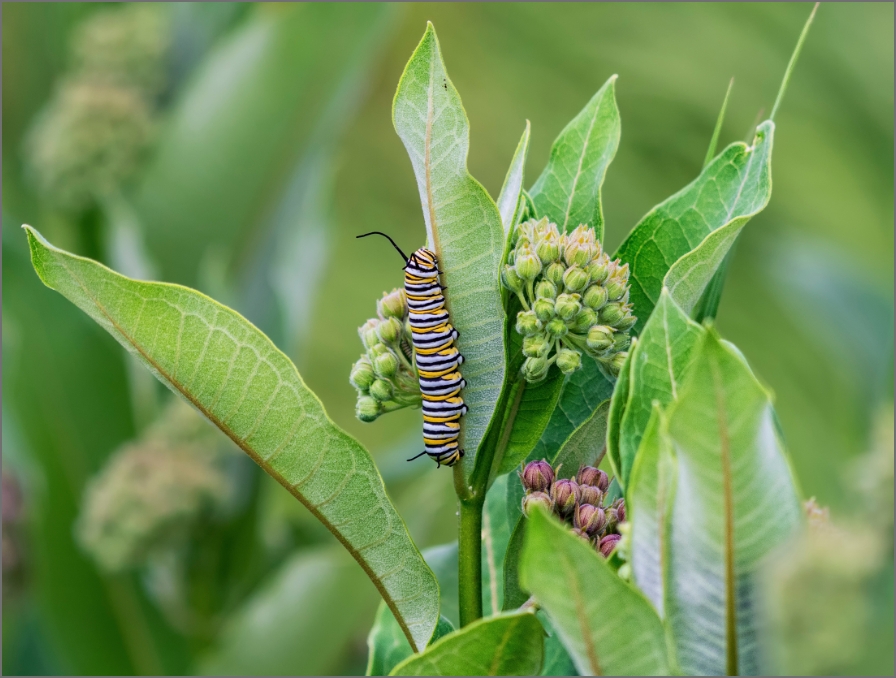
[457,495,484,626]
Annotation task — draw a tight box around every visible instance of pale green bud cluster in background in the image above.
[503,218,635,381]
[25,4,171,212]
[76,399,238,573]
[351,288,422,422]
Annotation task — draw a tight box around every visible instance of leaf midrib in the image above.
[561,547,602,675]
[46,243,423,652]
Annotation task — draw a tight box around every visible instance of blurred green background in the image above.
[2,3,892,675]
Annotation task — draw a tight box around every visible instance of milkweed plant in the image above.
[25,6,838,675]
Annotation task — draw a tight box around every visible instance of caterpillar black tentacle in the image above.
[357,233,467,467]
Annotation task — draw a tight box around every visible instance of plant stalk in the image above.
[457,495,484,626]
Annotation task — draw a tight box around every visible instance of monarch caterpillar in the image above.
[357,231,467,467]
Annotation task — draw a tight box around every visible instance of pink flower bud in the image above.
[598,533,621,557]
[522,460,554,493]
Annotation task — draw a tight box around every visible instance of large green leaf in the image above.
[553,401,611,473]
[627,404,677,618]
[24,227,439,652]
[615,121,774,332]
[617,290,703,486]
[392,23,506,468]
[520,509,669,676]
[664,331,803,675]
[605,341,634,479]
[529,76,620,240]
[497,121,531,235]
[389,612,544,676]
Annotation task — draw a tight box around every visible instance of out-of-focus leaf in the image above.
[529,76,620,240]
[389,612,544,677]
[627,404,677,617]
[617,290,703,486]
[497,121,531,234]
[663,331,803,675]
[392,23,506,470]
[501,517,527,612]
[136,4,393,286]
[615,121,774,332]
[25,226,439,652]
[482,474,513,615]
[539,613,578,677]
[199,547,378,676]
[520,508,669,676]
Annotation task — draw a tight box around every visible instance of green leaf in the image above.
[482,474,513,615]
[24,226,439,652]
[618,290,703,486]
[529,76,620,240]
[199,547,379,676]
[520,509,670,676]
[388,612,544,676]
[605,342,634,479]
[553,401,611,473]
[539,614,579,677]
[502,518,528,612]
[616,120,774,332]
[663,331,803,675]
[627,404,677,618]
[392,23,506,466]
[497,121,531,235]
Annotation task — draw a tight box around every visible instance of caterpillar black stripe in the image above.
[357,232,467,467]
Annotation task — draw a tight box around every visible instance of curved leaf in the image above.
[605,340,634,479]
[24,226,439,652]
[529,76,620,239]
[392,23,506,465]
[664,331,803,675]
[520,509,670,676]
[553,401,611,473]
[389,612,544,676]
[618,290,703,486]
[497,121,532,235]
[616,121,774,332]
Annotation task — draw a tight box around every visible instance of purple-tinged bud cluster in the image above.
[519,460,627,557]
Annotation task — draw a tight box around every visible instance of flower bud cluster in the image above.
[520,460,626,557]
[351,288,422,422]
[503,218,635,381]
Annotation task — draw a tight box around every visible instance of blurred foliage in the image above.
[2,2,892,675]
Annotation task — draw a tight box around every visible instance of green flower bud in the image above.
[374,351,398,379]
[536,235,561,264]
[545,317,568,339]
[535,280,557,300]
[368,343,389,358]
[563,266,589,292]
[556,347,582,374]
[502,264,524,294]
[613,332,631,352]
[377,289,407,319]
[563,225,597,266]
[523,334,551,358]
[607,351,628,376]
[583,284,609,310]
[522,461,555,493]
[605,275,628,301]
[550,479,579,518]
[359,319,380,349]
[555,293,582,321]
[616,313,637,331]
[522,356,550,382]
[514,244,542,282]
[586,259,610,285]
[599,302,625,326]
[376,317,403,345]
[586,325,615,353]
[350,357,376,390]
[516,310,542,337]
[356,396,381,422]
[369,379,394,402]
[572,307,598,333]
[545,262,566,286]
[522,491,554,516]
[533,298,556,323]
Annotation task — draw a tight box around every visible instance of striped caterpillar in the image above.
[357,232,467,467]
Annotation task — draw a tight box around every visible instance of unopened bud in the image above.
[522,460,555,493]
[556,348,582,374]
[563,225,597,266]
[583,284,609,310]
[572,308,598,333]
[359,319,380,349]
[545,317,568,339]
[577,466,609,492]
[616,313,637,331]
[514,245,543,281]
[350,357,376,391]
[356,396,381,422]
[578,484,603,506]
[571,527,592,543]
[374,352,398,379]
[599,302,625,326]
[376,317,403,344]
[550,479,579,518]
[536,235,561,264]
[533,298,556,323]
[586,325,614,353]
[368,343,389,358]
[535,280,557,300]
[522,356,550,382]
[378,289,407,319]
[522,491,554,516]
[563,266,589,292]
[598,533,621,557]
[605,277,627,301]
[574,504,606,536]
[369,379,393,402]
[516,310,542,337]
[607,351,628,376]
[613,332,631,352]
[615,499,626,523]
[523,334,551,358]
[555,293,581,321]
[545,262,566,286]
[502,265,524,294]
[586,259,610,285]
